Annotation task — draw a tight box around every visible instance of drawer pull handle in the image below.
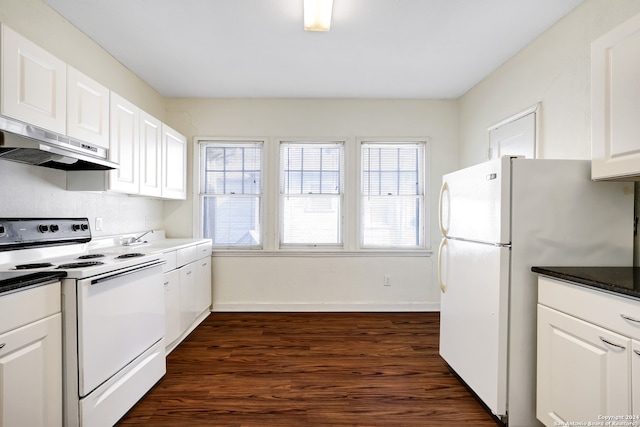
[635,350,640,357]
[0,343,5,350]
[599,336,626,350]
[620,314,640,323]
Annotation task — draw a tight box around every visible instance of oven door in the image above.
[76,261,165,396]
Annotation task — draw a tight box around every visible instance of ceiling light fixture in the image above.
[303,0,333,32]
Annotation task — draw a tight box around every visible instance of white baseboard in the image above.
[211,302,440,312]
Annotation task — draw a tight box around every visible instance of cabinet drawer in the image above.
[539,277,640,341]
[159,251,177,273]
[196,242,212,258]
[0,282,61,335]
[176,245,197,267]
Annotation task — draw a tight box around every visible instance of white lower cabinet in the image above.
[537,305,631,425]
[163,269,181,347]
[161,240,213,353]
[537,277,640,426]
[0,283,62,427]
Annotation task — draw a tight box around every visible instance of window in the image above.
[361,142,425,248]
[200,142,262,248]
[280,142,344,247]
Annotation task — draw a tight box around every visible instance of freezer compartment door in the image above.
[439,156,511,244]
[438,237,509,417]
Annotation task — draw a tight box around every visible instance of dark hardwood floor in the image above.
[117,312,501,426]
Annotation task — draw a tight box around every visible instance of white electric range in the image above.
[0,218,166,427]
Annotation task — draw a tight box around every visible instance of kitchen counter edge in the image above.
[531,266,640,301]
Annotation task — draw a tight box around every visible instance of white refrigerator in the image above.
[437,157,633,427]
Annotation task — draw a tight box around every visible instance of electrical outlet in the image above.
[95,217,103,231]
[384,274,392,286]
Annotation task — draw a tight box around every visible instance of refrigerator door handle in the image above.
[439,181,449,237]
[438,238,447,293]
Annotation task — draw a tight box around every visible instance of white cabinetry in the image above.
[140,111,162,197]
[1,24,66,134]
[109,92,140,194]
[161,124,187,200]
[0,282,62,427]
[67,66,109,148]
[592,13,640,180]
[163,269,181,346]
[537,277,640,425]
[159,240,213,354]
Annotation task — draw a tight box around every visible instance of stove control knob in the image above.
[0,225,5,236]
[49,224,59,233]
[72,224,81,231]
[81,224,89,231]
[38,224,49,233]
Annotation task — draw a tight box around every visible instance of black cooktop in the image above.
[0,271,67,295]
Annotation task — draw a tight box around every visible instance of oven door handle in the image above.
[90,260,165,285]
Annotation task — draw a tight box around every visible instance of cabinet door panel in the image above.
[633,340,640,417]
[109,93,139,194]
[537,305,631,426]
[592,13,640,179]
[179,262,196,332]
[161,124,186,200]
[67,66,109,148]
[195,256,212,315]
[139,112,162,197]
[164,269,181,347]
[1,25,66,134]
[0,314,62,427]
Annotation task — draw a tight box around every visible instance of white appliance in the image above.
[0,218,166,427]
[437,157,634,426]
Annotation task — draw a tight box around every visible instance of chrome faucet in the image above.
[124,230,154,246]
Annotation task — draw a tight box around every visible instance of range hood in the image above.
[0,115,118,170]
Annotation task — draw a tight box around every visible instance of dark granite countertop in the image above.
[531,266,640,300]
[0,271,67,295]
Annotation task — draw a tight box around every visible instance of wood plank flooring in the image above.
[117,312,501,426]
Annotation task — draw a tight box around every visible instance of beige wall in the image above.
[458,0,640,168]
[165,98,459,309]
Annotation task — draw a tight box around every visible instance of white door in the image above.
[439,156,511,244]
[488,110,536,160]
[537,305,631,426]
[438,237,509,417]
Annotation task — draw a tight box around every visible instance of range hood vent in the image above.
[0,116,118,171]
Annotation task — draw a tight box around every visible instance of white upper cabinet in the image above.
[139,111,163,197]
[592,13,640,180]
[1,24,66,134]
[67,66,109,148]
[109,92,140,194]
[161,124,187,200]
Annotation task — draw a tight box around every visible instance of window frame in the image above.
[278,140,346,250]
[194,136,431,255]
[357,138,429,251]
[197,138,266,250]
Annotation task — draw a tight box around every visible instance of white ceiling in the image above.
[44,0,583,99]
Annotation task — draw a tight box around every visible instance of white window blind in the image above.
[201,142,262,247]
[280,142,344,247]
[361,142,425,248]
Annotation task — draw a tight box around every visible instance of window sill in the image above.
[211,249,432,257]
